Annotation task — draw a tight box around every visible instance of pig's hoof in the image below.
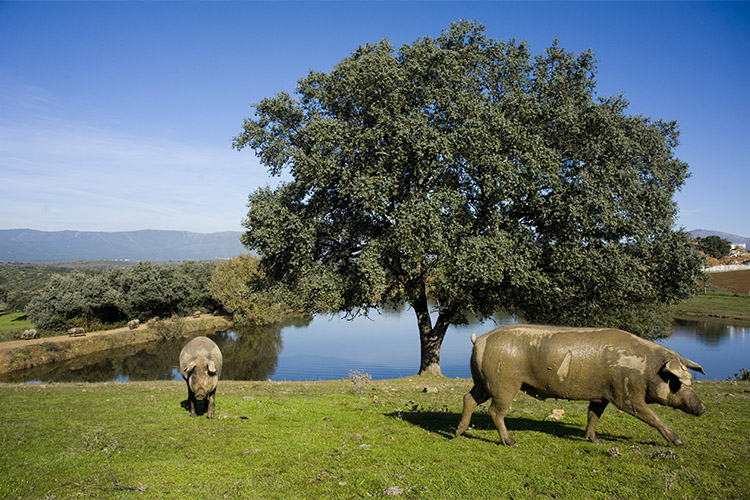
[586,436,601,445]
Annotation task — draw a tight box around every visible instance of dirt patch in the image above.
[704,269,750,295]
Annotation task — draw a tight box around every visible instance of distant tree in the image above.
[22,262,219,330]
[696,235,732,260]
[171,261,220,314]
[113,262,218,320]
[112,262,177,319]
[25,272,125,330]
[233,21,704,375]
[0,264,73,312]
[209,254,296,325]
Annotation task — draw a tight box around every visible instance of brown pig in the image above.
[455,324,706,446]
[179,336,223,418]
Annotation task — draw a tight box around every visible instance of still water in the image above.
[3,308,747,383]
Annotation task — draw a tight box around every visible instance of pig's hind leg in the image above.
[584,400,609,444]
[455,385,490,437]
[487,383,522,446]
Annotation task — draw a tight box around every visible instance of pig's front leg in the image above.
[187,388,198,417]
[207,390,216,419]
[629,402,683,446]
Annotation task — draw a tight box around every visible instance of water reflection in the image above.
[659,317,750,381]
[671,317,746,346]
[1,312,747,383]
[213,323,285,380]
[0,321,289,383]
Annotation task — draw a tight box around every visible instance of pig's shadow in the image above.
[387,410,635,444]
[180,399,209,416]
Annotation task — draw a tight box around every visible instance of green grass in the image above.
[672,291,750,321]
[1,377,747,499]
[0,311,34,338]
[671,270,750,321]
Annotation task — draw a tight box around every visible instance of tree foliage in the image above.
[25,271,125,330]
[696,235,732,260]
[233,21,703,375]
[0,264,74,312]
[24,262,220,331]
[209,254,297,325]
[113,261,218,319]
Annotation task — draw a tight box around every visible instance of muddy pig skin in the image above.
[455,324,706,446]
[179,336,223,418]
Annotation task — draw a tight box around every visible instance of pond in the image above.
[2,308,747,383]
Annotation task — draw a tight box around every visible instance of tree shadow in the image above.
[386,410,639,445]
[0,311,28,322]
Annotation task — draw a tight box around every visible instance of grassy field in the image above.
[1,377,747,499]
[704,269,750,295]
[672,270,750,321]
[0,311,34,338]
[672,292,750,321]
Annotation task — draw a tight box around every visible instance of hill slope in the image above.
[689,229,749,247]
[3,228,745,263]
[0,229,246,262]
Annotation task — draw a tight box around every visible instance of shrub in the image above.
[209,254,296,325]
[25,272,125,330]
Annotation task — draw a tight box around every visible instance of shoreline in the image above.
[0,314,232,374]
[672,310,750,322]
[2,307,747,376]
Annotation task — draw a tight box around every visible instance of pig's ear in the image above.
[662,358,693,387]
[208,360,217,375]
[682,357,706,375]
[183,360,197,378]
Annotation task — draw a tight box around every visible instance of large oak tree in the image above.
[233,21,703,375]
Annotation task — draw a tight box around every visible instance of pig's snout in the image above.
[189,376,212,400]
[691,401,707,417]
[680,391,707,416]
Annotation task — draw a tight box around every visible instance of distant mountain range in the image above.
[0,229,247,263]
[0,228,746,263]
[689,229,750,248]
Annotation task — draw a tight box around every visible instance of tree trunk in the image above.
[413,288,451,376]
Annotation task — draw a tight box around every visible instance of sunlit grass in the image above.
[1,377,747,499]
[0,311,33,340]
[673,291,750,320]
[672,270,750,321]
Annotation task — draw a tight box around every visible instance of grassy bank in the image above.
[671,270,750,321]
[672,291,750,321]
[1,377,747,499]
[0,315,232,374]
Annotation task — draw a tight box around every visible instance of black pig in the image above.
[179,336,223,418]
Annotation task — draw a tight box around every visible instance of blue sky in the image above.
[1,1,748,236]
